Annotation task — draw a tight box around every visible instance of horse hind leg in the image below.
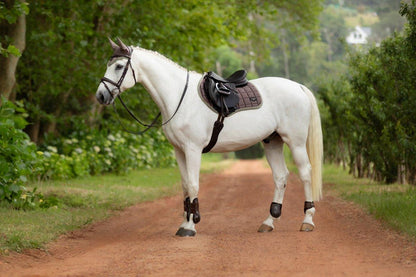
[290,145,316,232]
[258,137,289,232]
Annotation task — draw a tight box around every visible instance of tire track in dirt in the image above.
[1,160,415,276]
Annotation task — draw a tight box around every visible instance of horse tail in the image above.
[302,85,323,201]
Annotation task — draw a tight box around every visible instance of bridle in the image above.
[100,47,189,134]
[100,46,137,101]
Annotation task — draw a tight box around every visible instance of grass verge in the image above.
[0,154,235,254]
[323,163,416,240]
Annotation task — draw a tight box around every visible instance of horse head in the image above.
[96,38,137,105]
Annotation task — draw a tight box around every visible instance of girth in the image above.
[199,70,262,153]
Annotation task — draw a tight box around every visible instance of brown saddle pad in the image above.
[198,75,262,116]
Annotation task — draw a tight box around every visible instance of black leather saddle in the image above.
[203,70,248,116]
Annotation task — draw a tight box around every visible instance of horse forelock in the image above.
[106,47,132,67]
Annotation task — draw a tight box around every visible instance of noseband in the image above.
[100,47,137,100]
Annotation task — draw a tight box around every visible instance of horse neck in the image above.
[132,48,189,119]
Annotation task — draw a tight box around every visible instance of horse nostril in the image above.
[96,92,105,104]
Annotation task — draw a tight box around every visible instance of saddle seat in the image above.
[207,70,248,87]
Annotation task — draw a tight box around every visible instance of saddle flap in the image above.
[204,77,239,115]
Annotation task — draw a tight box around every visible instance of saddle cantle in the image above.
[199,70,262,153]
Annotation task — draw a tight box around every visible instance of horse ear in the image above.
[108,37,119,51]
[116,37,129,52]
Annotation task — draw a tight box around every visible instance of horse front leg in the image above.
[174,147,190,235]
[174,146,202,237]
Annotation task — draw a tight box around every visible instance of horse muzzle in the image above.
[96,89,114,105]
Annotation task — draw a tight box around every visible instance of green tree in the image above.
[319,5,348,61]
[338,0,416,183]
[0,0,29,101]
[14,0,324,144]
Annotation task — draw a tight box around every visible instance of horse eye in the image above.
[115,64,124,70]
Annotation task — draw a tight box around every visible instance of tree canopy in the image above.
[1,0,323,143]
[320,0,416,184]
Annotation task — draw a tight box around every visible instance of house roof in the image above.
[346,26,372,44]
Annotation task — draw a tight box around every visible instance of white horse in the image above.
[96,38,323,237]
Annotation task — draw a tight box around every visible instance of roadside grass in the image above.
[200,153,235,174]
[323,163,416,240]
[0,154,235,254]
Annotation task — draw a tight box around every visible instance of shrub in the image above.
[0,98,42,209]
[32,128,176,181]
[235,143,264,159]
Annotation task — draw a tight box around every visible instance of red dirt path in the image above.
[1,160,416,276]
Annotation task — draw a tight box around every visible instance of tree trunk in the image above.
[279,29,290,79]
[27,119,41,144]
[215,60,223,76]
[281,37,290,79]
[0,4,26,101]
[398,161,407,185]
[322,28,333,62]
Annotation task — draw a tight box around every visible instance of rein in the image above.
[100,47,190,135]
[114,70,189,135]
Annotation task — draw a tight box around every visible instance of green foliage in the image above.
[317,78,352,165]
[347,188,416,237]
[320,0,416,184]
[325,163,416,239]
[0,43,21,58]
[33,128,176,181]
[319,5,348,59]
[0,0,29,24]
[0,0,29,57]
[346,1,416,183]
[235,143,264,159]
[214,45,243,77]
[14,0,323,143]
[0,98,42,209]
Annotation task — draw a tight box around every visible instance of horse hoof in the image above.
[258,224,274,233]
[300,223,314,232]
[175,228,196,237]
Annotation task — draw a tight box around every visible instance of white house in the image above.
[346,26,372,45]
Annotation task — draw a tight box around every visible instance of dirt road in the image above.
[1,160,416,276]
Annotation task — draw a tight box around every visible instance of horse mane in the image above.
[133,46,190,73]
